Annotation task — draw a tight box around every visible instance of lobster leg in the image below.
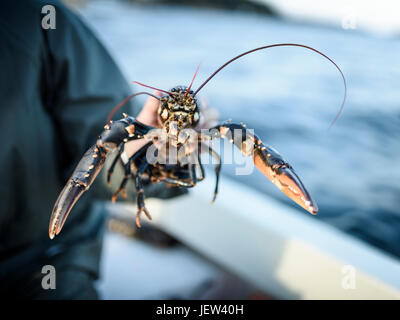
[111,141,154,204]
[134,175,152,228]
[107,143,124,185]
[196,153,205,181]
[157,163,198,188]
[158,177,196,187]
[133,160,153,228]
[199,142,221,202]
[189,163,197,186]
[49,117,154,239]
[203,123,318,215]
[209,146,221,203]
[111,161,131,202]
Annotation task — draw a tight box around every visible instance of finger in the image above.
[124,139,147,158]
[137,91,162,127]
[125,91,162,157]
[143,90,162,112]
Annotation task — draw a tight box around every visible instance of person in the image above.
[0,0,184,299]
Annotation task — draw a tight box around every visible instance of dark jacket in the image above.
[0,0,183,299]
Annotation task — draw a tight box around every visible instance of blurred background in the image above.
[63,0,400,299]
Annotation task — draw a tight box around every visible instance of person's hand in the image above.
[124,91,162,157]
[135,91,162,127]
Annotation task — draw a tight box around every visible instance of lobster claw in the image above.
[48,116,154,239]
[254,147,318,215]
[49,144,107,239]
[49,179,86,239]
[208,122,318,215]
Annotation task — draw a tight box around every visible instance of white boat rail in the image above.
[126,174,400,300]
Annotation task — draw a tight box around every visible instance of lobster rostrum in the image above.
[49,43,346,239]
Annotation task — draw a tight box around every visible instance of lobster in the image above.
[49,43,346,239]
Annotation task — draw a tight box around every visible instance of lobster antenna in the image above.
[131,81,175,96]
[106,91,161,124]
[184,63,201,98]
[193,43,347,129]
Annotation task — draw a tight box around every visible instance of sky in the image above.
[260,0,400,36]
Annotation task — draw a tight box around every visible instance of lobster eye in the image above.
[171,88,176,92]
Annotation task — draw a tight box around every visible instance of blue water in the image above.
[77,1,400,259]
